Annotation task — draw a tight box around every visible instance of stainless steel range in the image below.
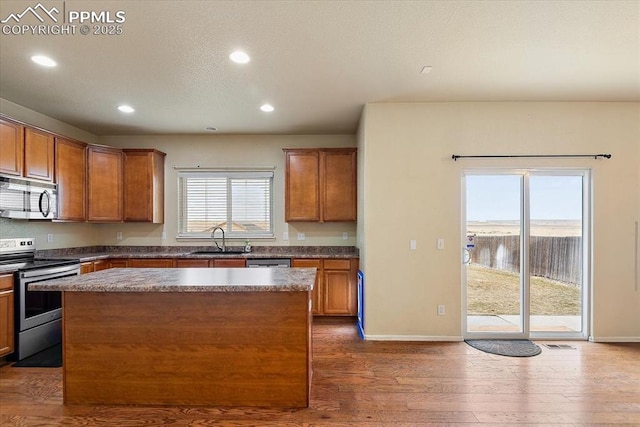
[0,238,80,360]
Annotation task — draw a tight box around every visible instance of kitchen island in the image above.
[30,267,316,407]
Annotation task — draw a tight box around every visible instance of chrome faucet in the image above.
[211,226,226,252]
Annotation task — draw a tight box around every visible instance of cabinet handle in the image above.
[0,290,13,296]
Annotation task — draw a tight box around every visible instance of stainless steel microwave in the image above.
[0,175,57,220]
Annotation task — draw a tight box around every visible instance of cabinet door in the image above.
[123,149,165,223]
[0,274,14,357]
[322,149,357,221]
[292,259,322,315]
[129,259,175,268]
[24,127,55,182]
[323,259,356,316]
[0,118,24,176]
[323,269,354,315]
[88,146,123,222]
[284,150,320,221]
[55,138,87,221]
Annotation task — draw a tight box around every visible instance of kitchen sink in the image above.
[190,248,247,255]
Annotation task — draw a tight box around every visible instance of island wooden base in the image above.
[62,291,311,407]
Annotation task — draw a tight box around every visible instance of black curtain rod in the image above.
[452,154,612,161]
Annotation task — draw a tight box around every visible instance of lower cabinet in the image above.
[0,274,15,357]
[292,258,357,316]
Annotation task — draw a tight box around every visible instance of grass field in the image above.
[467,264,581,316]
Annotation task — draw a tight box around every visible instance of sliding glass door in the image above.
[462,170,589,339]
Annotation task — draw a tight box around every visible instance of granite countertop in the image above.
[29,267,317,292]
[37,245,359,263]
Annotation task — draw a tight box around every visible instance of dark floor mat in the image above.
[465,339,542,357]
[12,344,62,367]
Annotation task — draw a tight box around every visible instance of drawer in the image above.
[213,259,246,268]
[323,259,350,270]
[176,259,211,268]
[292,259,321,269]
[0,274,13,291]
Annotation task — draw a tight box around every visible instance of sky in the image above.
[466,175,583,221]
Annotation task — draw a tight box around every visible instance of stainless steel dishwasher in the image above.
[246,258,291,268]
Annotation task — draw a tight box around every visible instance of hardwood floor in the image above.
[1,317,639,426]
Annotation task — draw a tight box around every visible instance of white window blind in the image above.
[177,170,273,238]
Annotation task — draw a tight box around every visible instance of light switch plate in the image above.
[410,239,417,250]
[47,234,53,243]
[437,238,445,250]
[342,232,349,240]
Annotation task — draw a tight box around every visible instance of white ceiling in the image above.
[0,0,638,135]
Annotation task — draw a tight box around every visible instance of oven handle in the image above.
[20,264,80,279]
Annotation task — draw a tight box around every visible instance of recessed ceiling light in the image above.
[205,126,218,132]
[260,104,274,112]
[117,105,135,113]
[420,66,433,74]
[229,51,250,64]
[31,55,57,67]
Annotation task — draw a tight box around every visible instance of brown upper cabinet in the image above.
[24,127,55,182]
[87,145,123,222]
[123,149,166,223]
[0,117,55,182]
[55,138,87,221]
[284,148,357,222]
[0,118,24,177]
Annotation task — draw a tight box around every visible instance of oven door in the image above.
[18,264,79,332]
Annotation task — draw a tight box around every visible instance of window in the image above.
[177,170,273,238]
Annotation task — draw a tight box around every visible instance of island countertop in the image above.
[29,267,317,292]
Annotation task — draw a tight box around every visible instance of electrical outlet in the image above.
[297,232,305,241]
[116,232,123,240]
[283,231,289,241]
[410,239,417,250]
[437,238,445,250]
[161,231,167,240]
[47,233,53,243]
[342,232,349,240]
[437,305,445,316]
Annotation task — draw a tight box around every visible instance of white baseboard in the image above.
[363,334,463,342]
[589,336,640,343]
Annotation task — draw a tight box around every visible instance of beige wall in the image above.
[1,98,98,145]
[98,134,357,247]
[359,102,640,341]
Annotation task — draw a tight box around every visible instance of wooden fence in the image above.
[471,236,582,286]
